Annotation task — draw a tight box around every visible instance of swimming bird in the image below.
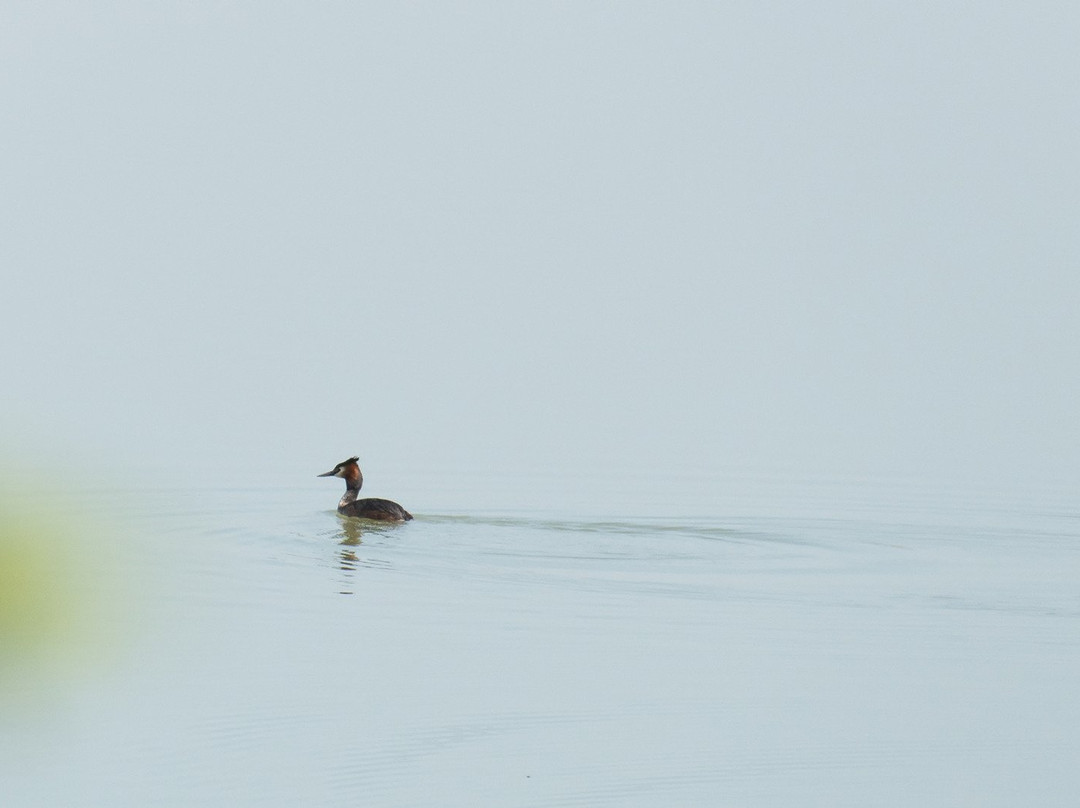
[317,456,413,522]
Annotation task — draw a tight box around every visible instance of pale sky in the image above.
[2,2,1078,489]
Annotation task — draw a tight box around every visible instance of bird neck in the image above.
[343,466,363,492]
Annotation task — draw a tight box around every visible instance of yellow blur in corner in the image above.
[0,487,132,704]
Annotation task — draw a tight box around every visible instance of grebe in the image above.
[317,456,413,521]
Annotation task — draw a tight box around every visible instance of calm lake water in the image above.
[2,469,1079,806]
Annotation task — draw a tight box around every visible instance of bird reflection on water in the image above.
[337,517,364,548]
[330,517,393,595]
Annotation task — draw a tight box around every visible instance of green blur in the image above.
[0,492,130,700]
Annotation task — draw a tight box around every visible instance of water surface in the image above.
[2,470,1078,806]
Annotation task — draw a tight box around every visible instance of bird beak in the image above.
[317,469,337,477]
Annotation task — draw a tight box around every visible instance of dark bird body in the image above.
[318,456,413,522]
